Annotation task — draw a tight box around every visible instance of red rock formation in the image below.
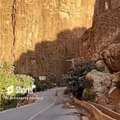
[0,0,120,78]
[79,0,120,73]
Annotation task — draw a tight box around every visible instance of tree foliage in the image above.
[66,61,97,99]
[34,74,57,91]
[0,61,35,105]
[46,73,58,85]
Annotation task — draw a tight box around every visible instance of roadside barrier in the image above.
[73,97,118,120]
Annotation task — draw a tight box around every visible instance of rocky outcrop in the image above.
[0,0,96,78]
[1,0,120,78]
[86,69,112,97]
[86,69,112,103]
[95,60,110,73]
[109,87,120,101]
[79,0,120,73]
[108,87,120,110]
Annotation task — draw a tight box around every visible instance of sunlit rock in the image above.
[86,69,112,102]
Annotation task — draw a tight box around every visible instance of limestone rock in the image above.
[1,0,120,78]
[0,0,96,78]
[95,60,110,73]
[86,69,112,97]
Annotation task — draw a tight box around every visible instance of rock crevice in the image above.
[0,0,96,78]
[11,0,17,61]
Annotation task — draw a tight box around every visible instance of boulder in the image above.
[95,60,110,73]
[102,43,120,72]
[109,87,120,101]
[108,87,120,110]
[86,70,112,98]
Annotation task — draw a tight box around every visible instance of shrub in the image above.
[66,61,97,99]
[35,79,55,91]
[0,61,35,109]
[46,73,59,86]
[72,61,98,77]
[1,97,17,110]
[15,74,34,89]
[83,92,96,101]
[35,73,58,91]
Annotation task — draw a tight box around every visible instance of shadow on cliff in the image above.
[14,27,86,80]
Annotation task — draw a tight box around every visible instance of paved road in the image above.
[0,87,80,120]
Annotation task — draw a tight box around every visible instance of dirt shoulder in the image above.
[17,94,37,107]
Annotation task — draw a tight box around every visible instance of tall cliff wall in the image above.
[0,0,95,78]
[79,0,120,73]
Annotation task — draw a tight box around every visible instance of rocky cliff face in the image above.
[79,0,120,73]
[1,0,119,78]
[0,0,95,78]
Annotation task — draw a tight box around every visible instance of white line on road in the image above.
[28,93,56,120]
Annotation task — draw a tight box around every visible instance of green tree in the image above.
[0,61,35,110]
[66,61,97,99]
[46,73,58,85]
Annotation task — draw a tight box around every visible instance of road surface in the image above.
[0,87,80,120]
